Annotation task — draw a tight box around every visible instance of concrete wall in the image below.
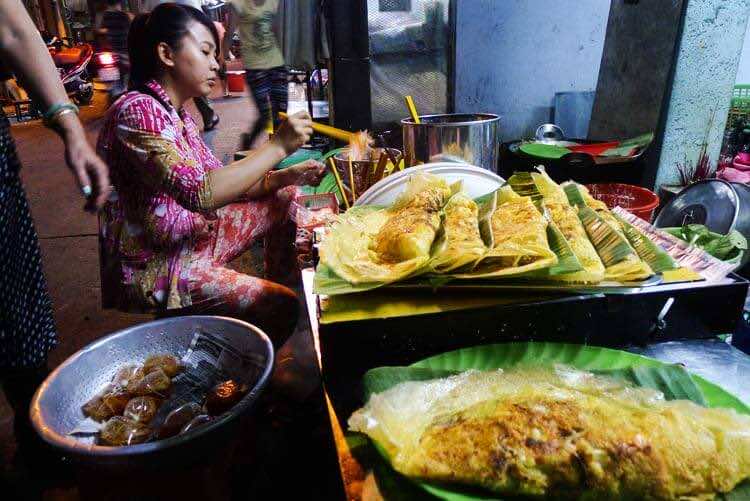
[655,0,750,188]
[454,0,611,141]
[737,20,750,84]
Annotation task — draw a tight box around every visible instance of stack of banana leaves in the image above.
[314,171,679,295]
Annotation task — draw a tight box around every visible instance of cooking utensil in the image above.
[535,123,565,143]
[278,111,353,142]
[30,316,273,469]
[332,148,401,204]
[654,179,750,269]
[402,113,501,172]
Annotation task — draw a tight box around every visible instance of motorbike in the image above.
[46,37,95,106]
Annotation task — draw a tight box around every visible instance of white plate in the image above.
[354,163,505,206]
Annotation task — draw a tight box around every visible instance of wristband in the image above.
[42,102,79,129]
[262,170,273,193]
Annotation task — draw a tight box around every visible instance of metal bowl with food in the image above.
[30,316,274,470]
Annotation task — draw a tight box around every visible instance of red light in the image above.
[97,52,115,66]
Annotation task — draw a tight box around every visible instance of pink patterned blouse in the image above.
[97,80,222,311]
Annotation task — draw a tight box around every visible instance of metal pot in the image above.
[401,113,501,172]
[30,316,273,471]
[654,179,750,269]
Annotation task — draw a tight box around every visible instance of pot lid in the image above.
[654,179,739,235]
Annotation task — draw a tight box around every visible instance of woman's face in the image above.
[164,21,219,98]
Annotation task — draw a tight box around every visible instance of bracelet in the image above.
[262,170,273,193]
[42,102,79,128]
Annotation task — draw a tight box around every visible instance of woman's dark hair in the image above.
[128,3,219,89]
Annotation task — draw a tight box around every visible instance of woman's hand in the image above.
[58,113,111,211]
[274,160,327,188]
[272,111,313,155]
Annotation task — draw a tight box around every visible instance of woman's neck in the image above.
[159,75,189,110]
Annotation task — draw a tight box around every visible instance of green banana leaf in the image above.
[314,189,582,295]
[614,214,678,273]
[352,342,749,501]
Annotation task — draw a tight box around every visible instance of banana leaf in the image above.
[352,342,750,501]
[614,214,678,273]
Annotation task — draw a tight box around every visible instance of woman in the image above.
[97,4,325,345]
[226,0,287,148]
[0,0,110,488]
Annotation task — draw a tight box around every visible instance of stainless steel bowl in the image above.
[30,316,274,470]
[402,113,501,172]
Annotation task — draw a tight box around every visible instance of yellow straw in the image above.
[404,95,421,124]
[328,158,350,210]
[348,154,357,202]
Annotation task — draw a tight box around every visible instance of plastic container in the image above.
[226,70,246,93]
[585,183,660,222]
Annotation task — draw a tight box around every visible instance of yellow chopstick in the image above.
[328,157,350,210]
[347,154,357,202]
[279,111,354,142]
[404,95,420,124]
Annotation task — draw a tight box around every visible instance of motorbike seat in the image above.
[53,47,84,66]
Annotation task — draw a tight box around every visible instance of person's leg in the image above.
[242,69,272,149]
[187,263,298,347]
[269,66,289,129]
[210,186,301,268]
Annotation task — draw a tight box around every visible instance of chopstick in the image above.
[347,154,357,202]
[404,95,420,124]
[373,150,388,183]
[279,111,354,142]
[327,157,350,210]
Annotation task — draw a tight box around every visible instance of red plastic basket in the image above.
[585,183,660,222]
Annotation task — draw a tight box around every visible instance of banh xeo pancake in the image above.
[460,187,557,277]
[318,173,451,284]
[430,192,487,273]
[510,171,605,283]
[563,182,653,282]
[373,174,452,262]
[349,366,750,500]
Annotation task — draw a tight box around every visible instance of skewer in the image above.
[382,147,400,172]
[373,150,389,183]
[328,157,350,210]
[347,154,357,202]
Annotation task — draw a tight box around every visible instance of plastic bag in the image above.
[123,396,161,424]
[142,354,183,378]
[126,367,171,397]
[205,380,249,416]
[99,416,151,446]
[157,402,203,439]
[82,385,131,422]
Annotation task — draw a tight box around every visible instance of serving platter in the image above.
[354,162,505,206]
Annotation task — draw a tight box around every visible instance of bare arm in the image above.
[0,0,110,210]
[207,111,313,207]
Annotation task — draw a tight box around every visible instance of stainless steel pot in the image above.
[654,179,750,269]
[401,113,501,172]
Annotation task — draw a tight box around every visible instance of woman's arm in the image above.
[207,112,313,207]
[0,0,110,210]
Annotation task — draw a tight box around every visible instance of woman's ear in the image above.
[156,41,176,69]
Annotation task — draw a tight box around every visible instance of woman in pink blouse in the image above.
[97,4,325,345]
